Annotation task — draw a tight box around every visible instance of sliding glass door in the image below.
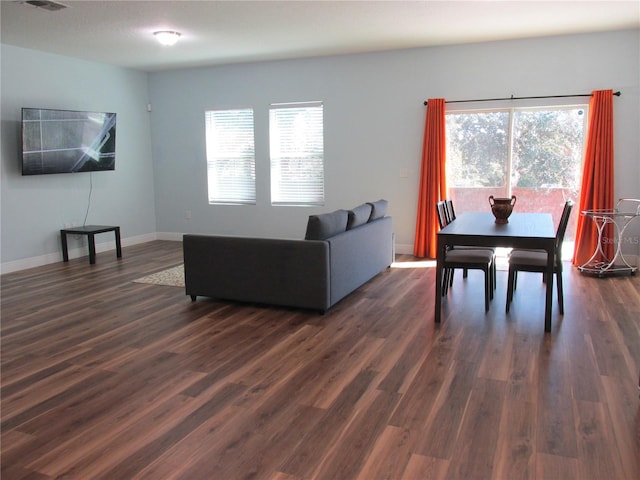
[445,105,588,252]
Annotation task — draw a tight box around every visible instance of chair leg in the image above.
[484,267,490,312]
[442,268,448,295]
[506,267,515,312]
[492,260,496,290]
[489,261,494,300]
[443,268,453,295]
[556,270,564,315]
[463,268,468,278]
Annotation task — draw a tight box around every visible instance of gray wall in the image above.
[2,29,639,271]
[1,45,156,271]
[148,29,640,254]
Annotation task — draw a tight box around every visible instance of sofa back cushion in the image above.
[305,209,348,240]
[367,199,389,221]
[347,203,373,230]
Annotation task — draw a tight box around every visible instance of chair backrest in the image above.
[445,199,456,222]
[436,201,449,229]
[554,200,574,261]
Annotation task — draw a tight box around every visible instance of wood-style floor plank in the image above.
[2,240,640,479]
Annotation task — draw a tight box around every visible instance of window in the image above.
[269,102,324,206]
[205,108,255,205]
[445,105,588,244]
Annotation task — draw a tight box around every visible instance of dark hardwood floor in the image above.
[2,240,639,479]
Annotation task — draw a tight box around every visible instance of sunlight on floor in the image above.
[391,260,436,269]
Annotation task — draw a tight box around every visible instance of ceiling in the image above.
[2,0,639,72]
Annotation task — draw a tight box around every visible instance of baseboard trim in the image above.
[3,237,635,275]
[1,232,162,274]
[156,232,185,241]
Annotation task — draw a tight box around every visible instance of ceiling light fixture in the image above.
[154,31,181,46]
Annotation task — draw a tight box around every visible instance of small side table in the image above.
[578,198,640,277]
[60,225,122,265]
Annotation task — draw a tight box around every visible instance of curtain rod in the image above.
[423,91,621,106]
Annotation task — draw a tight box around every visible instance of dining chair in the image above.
[436,200,495,311]
[444,198,497,286]
[505,200,574,314]
[436,200,455,292]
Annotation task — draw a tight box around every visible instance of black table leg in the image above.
[115,227,122,258]
[60,230,69,262]
[88,234,96,264]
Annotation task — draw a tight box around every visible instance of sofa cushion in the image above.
[367,199,389,221]
[347,203,373,230]
[305,209,348,240]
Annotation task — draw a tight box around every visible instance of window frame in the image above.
[445,103,589,195]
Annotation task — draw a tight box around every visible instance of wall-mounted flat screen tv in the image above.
[21,108,116,175]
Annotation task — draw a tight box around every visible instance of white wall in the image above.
[148,29,640,255]
[1,45,157,272]
[2,30,639,272]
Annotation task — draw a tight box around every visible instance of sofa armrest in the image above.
[183,234,331,311]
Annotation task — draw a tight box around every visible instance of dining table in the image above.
[435,211,557,332]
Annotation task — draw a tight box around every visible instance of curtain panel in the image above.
[572,90,615,266]
[414,98,447,258]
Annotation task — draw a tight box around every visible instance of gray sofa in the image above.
[183,200,393,312]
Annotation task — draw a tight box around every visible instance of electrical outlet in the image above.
[185,210,192,220]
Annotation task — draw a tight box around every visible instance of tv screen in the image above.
[21,108,116,175]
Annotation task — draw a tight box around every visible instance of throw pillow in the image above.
[347,203,373,230]
[305,209,348,240]
[367,199,389,221]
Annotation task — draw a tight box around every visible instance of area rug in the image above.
[133,264,184,287]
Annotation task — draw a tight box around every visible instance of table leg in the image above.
[544,245,554,332]
[434,239,445,323]
[60,230,69,262]
[88,234,96,264]
[114,227,122,258]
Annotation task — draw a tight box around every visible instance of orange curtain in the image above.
[572,90,615,266]
[414,98,447,258]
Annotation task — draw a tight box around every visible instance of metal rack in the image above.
[578,198,640,277]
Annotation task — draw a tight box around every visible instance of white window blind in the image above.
[205,108,256,205]
[269,102,324,206]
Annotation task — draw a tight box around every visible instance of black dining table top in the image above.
[438,212,555,244]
